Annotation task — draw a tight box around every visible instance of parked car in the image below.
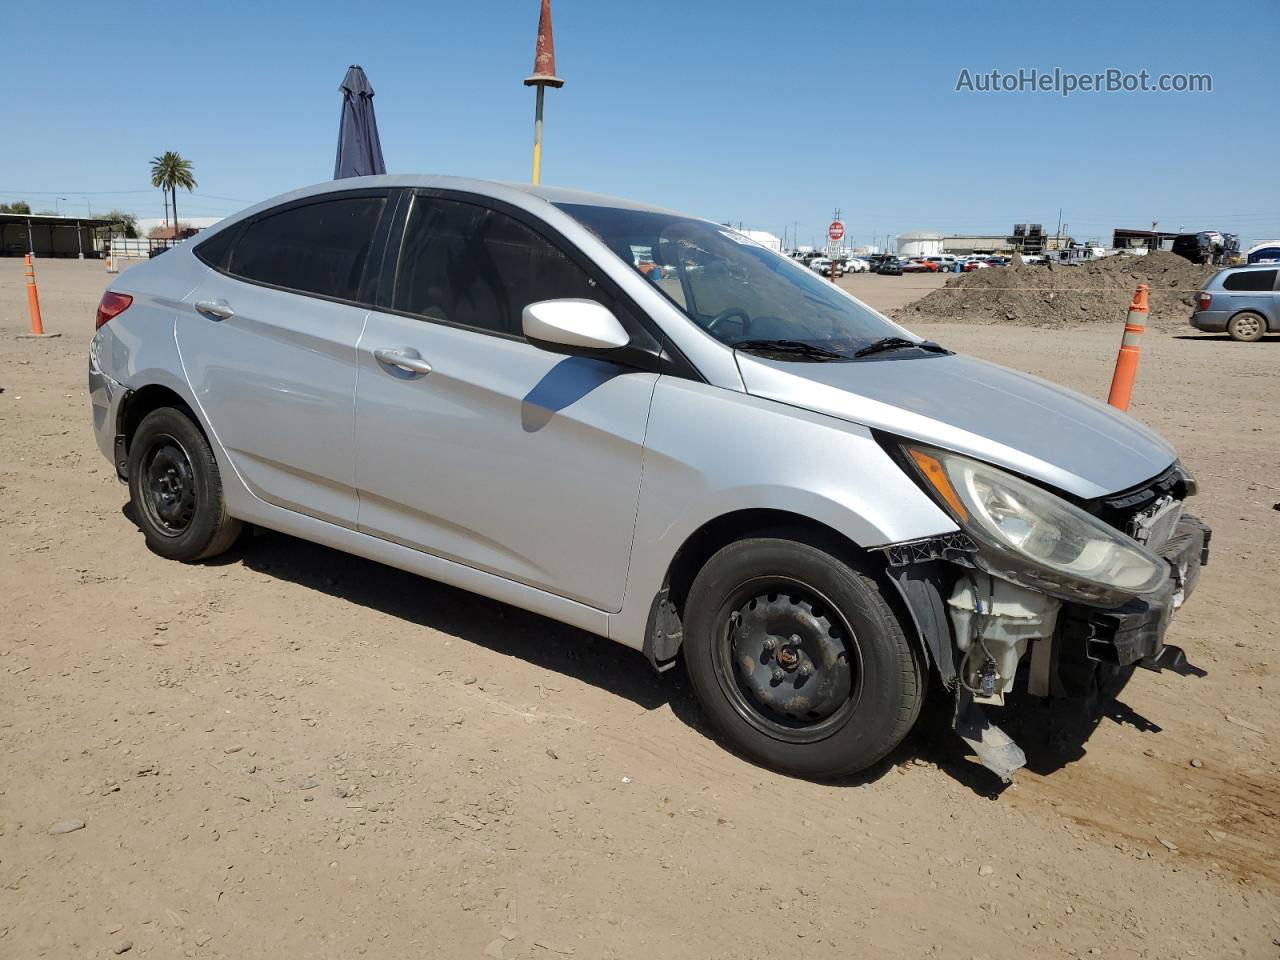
[89,175,1210,782]
[900,258,937,273]
[842,257,869,274]
[1190,264,1278,342]
[962,258,989,272]
[925,255,959,273]
[809,257,836,277]
[875,256,904,275]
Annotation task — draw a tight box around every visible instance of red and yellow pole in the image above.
[1107,284,1148,410]
[24,254,45,336]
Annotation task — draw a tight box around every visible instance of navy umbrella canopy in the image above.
[334,65,386,179]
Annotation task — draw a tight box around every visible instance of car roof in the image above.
[200,174,694,240]
[268,174,683,215]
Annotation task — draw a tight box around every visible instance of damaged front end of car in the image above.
[875,445,1210,782]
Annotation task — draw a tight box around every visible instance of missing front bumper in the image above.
[1051,513,1211,695]
[885,513,1212,782]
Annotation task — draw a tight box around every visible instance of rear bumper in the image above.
[1190,310,1230,332]
[1054,514,1211,687]
[88,346,126,468]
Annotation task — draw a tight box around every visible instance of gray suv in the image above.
[88,176,1210,782]
[1190,264,1279,341]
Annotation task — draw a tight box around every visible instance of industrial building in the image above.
[898,225,1075,257]
[896,231,944,257]
[1,213,116,258]
[1112,228,1179,253]
[733,228,781,252]
[937,234,1014,256]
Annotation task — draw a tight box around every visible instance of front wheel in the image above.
[683,537,924,779]
[127,407,242,561]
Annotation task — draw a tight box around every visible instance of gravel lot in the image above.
[2,258,1277,959]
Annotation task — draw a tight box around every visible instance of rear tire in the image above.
[127,407,241,562]
[683,536,924,779]
[1227,312,1266,343]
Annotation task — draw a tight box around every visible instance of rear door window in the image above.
[1222,269,1277,292]
[391,197,600,337]
[227,196,385,302]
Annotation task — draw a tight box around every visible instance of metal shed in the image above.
[0,213,117,258]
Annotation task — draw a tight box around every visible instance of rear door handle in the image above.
[195,299,234,320]
[373,347,433,375]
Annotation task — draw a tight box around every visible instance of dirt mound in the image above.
[893,251,1214,330]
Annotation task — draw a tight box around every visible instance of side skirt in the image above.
[230,499,612,641]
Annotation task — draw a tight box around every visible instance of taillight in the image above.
[1196,291,1212,312]
[95,291,133,330]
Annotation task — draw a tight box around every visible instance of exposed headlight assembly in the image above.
[902,445,1169,606]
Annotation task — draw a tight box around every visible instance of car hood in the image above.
[735,351,1176,499]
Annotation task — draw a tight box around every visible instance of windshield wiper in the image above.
[852,336,947,358]
[732,339,848,362]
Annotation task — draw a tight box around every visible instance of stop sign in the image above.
[828,221,845,242]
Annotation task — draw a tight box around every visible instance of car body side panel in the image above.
[607,377,957,649]
[353,310,657,612]
[175,275,367,529]
[223,486,612,638]
[90,251,220,457]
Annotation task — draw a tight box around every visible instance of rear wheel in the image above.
[127,407,241,561]
[1227,311,1266,342]
[683,537,924,779]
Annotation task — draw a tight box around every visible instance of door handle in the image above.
[195,299,234,320]
[373,347,433,375]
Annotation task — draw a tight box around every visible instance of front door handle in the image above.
[195,298,234,320]
[373,347,433,375]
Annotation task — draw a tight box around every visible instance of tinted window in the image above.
[393,197,599,336]
[228,196,385,301]
[194,225,237,270]
[1223,269,1276,292]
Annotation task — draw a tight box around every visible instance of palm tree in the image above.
[149,152,197,236]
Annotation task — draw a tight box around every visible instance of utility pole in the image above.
[524,0,564,185]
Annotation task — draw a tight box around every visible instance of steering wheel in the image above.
[706,307,750,337]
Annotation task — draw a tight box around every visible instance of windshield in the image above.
[556,203,925,360]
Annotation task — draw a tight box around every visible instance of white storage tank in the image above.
[897,231,944,257]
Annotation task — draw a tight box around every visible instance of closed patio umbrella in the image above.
[334,65,386,179]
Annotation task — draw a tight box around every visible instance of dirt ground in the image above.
[2,259,1277,960]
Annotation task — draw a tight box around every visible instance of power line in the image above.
[0,189,254,204]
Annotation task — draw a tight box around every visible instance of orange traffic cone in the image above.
[16,254,60,339]
[1107,284,1148,411]
[25,254,44,334]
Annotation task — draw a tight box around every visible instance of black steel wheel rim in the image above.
[710,576,863,744]
[140,433,197,536]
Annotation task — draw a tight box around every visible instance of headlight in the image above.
[903,445,1168,605]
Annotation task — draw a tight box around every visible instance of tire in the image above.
[127,407,242,561]
[1227,312,1266,343]
[683,536,924,779]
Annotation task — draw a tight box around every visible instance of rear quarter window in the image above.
[1223,269,1277,292]
[226,196,385,302]
[194,226,238,270]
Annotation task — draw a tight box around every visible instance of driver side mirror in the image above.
[522,299,631,354]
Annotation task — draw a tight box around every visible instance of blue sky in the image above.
[4,0,1276,248]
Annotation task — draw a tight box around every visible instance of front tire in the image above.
[683,537,924,779]
[127,407,241,561]
[1227,311,1266,343]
